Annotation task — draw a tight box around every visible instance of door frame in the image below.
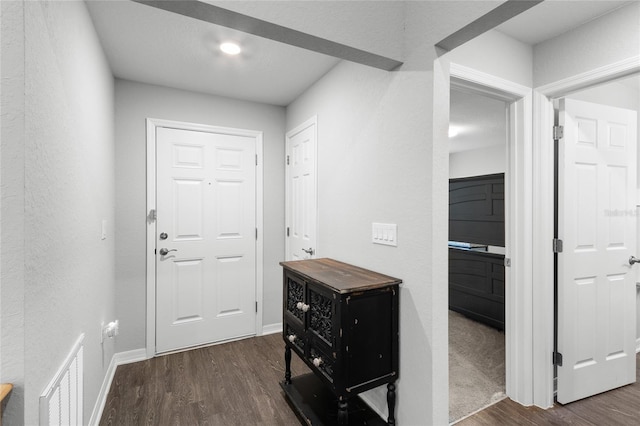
[145,118,264,358]
[448,62,534,406]
[285,115,318,261]
[532,55,640,406]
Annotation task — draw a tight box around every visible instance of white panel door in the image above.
[156,127,256,353]
[557,98,637,403]
[286,117,317,260]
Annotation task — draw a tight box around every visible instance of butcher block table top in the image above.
[280,258,402,294]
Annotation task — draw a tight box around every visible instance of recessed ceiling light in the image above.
[220,42,241,56]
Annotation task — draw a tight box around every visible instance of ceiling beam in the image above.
[436,0,544,52]
[131,0,404,71]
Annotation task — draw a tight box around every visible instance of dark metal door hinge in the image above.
[553,351,563,366]
[553,125,564,140]
[255,154,258,166]
[553,238,563,253]
[286,155,290,165]
[256,228,258,240]
[255,301,258,313]
[286,227,290,237]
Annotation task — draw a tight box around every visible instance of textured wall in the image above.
[533,2,640,88]
[1,1,26,423]
[7,1,116,424]
[114,79,286,353]
[450,145,506,179]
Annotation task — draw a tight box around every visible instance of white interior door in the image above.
[155,127,257,353]
[286,117,317,261]
[557,98,637,403]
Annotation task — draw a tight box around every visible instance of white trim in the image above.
[532,55,640,409]
[88,349,148,426]
[450,63,534,406]
[536,56,640,99]
[145,118,264,358]
[531,92,555,409]
[450,63,530,99]
[261,323,283,336]
[285,115,319,260]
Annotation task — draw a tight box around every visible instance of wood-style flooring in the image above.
[457,353,640,426]
[99,333,308,425]
[101,333,640,426]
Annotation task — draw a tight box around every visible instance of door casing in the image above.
[145,118,264,358]
[533,56,640,406]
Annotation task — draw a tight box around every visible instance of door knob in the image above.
[629,256,640,265]
[302,247,315,256]
[159,248,177,256]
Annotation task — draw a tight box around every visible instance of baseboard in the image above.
[88,348,148,426]
[262,322,282,335]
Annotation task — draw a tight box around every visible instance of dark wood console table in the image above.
[280,258,401,425]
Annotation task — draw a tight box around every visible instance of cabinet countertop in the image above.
[280,258,402,294]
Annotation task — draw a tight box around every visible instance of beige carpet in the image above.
[449,310,506,423]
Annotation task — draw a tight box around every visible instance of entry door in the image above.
[155,127,257,353]
[557,98,637,403]
[286,117,317,260]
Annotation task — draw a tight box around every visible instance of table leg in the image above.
[337,400,349,425]
[387,382,396,425]
[284,346,292,384]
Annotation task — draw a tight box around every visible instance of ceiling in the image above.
[85,0,340,107]
[495,0,634,45]
[86,1,635,108]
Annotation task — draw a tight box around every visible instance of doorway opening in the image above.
[447,83,509,423]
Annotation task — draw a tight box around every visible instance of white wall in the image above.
[1,1,117,424]
[450,144,506,179]
[114,79,286,353]
[1,2,26,423]
[284,3,459,422]
[446,29,533,87]
[533,2,640,88]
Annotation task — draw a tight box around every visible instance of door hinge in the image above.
[148,209,157,222]
[255,154,258,166]
[553,351,563,366]
[504,258,511,267]
[255,301,258,313]
[553,125,564,140]
[553,238,563,253]
[256,228,258,240]
[286,155,290,165]
[286,227,290,237]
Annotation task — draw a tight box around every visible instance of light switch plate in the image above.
[372,223,397,247]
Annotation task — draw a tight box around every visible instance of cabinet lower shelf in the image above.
[281,373,386,426]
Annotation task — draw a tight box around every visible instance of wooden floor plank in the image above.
[101,335,639,425]
[100,334,307,426]
[457,354,640,426]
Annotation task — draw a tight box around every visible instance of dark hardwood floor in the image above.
[456,353,640,426]
[101,334,640,426]
[99,333,309,426]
